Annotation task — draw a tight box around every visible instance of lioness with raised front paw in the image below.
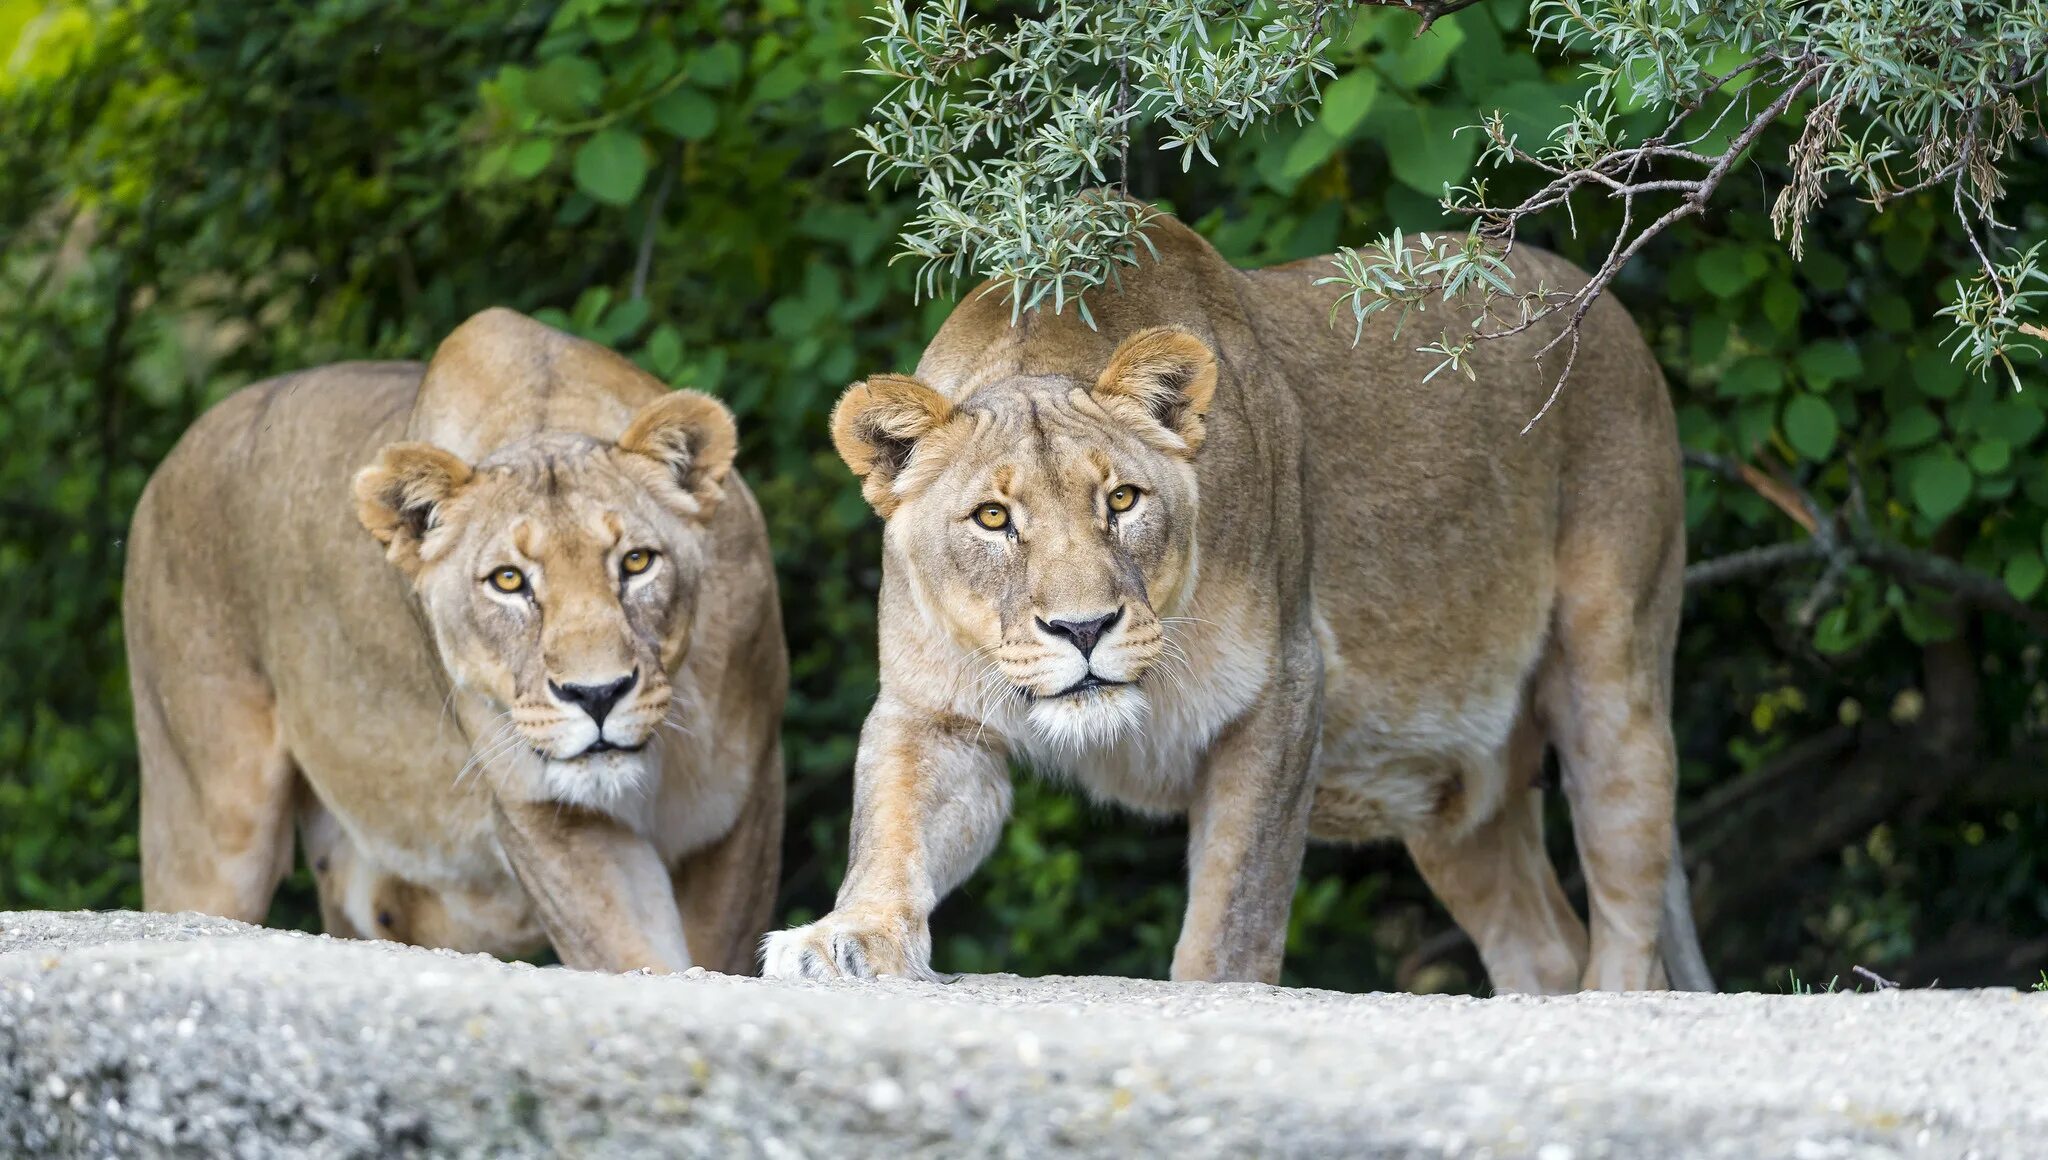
[126,308,785,974]
[764,209,1712,992]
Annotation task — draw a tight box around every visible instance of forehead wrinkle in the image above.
[1085,448,1114,483]
[512,519,539,559]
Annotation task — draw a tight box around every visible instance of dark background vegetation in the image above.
[3,0,2043,993]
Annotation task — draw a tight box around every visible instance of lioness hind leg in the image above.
[1403,723,1587,995]
[135,671,296,925]
[1541,547,1683,992]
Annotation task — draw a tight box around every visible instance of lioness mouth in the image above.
[578,739,647,756]
[1045,674,1128,699]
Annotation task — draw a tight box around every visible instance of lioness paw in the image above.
[760,913,932,981]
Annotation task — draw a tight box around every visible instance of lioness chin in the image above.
[763,209,1712,993]
[127,308,786,974]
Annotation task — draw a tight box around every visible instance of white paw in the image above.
[759,911,933,981]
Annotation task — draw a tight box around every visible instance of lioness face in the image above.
[356,391,737,811]
[833,327,1218,752]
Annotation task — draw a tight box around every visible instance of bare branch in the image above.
[1348,0,1492,36]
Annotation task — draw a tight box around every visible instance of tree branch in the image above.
[1682,449,2048,634]
[1349,0,1492,35]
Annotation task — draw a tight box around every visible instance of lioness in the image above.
[126,308,785,974]
[764,210,1712,992]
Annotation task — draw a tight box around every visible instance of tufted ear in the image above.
[617,389,739,519]
[1092,326,1218,453]
[354,442,475,575]
[830,373,953,517]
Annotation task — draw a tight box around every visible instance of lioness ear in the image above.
[1093,326,1218,453]
[617,389,738,518]
[830,373,953,517]
[354,443,474,574]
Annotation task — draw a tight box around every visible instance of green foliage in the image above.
[3,0,2046,994]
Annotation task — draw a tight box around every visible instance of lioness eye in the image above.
[621,549,655,576]
[488,567,527,594]
[1107,485,1138,513]
[973,503,1010,531]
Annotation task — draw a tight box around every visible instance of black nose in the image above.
[1038,609,1123,658]
[549,670,638,728]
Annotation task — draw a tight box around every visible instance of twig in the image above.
[1851,964,1899,990]
[1351,0,1492,35]
[630,153,681,303]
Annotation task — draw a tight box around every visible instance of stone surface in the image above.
[1,910,2043,1158]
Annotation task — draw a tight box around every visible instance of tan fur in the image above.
[127,307,786,974]
[764,209,1707,993]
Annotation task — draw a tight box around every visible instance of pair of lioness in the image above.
[132,209,1709,992]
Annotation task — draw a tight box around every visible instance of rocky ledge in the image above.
[1,910,2042,1158]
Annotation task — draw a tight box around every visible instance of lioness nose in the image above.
[550,670,638,727]
[1038,609,1123,658]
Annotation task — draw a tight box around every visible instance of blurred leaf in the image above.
[507,137,554,178]
[528,54,603,118]
[572,127,649,206]
[649,87,717,140]
[1782,393,1838,461]
[2005,551,2046,601]
[1319,69,1378,138]
[1906,447,1972,521]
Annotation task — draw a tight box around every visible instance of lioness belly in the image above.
[1305,609,1532,844]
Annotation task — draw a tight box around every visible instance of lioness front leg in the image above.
[491,798,693,973]
[1173,665,1322,983]
[762,705,1010,980]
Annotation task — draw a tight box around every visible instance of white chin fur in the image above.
[1024,686,1149,755]
[540,748,656,817]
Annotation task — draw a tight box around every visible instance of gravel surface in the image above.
[2,910,2043,1158]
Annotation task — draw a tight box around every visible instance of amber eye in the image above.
[973,503,1010,531]
[621,549,655,576]
[1107,485,1139,513]
[488,566,527,594]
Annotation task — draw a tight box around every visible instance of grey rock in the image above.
[1,909,2042,1158]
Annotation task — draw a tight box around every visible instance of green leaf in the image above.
[1796,340,1862,390]
[649,88,718,140]
[1781,394,1838,462]
[1318,70,1378,139]
[1383,14,1465,88]
[474,141,514,184]
[528,55,604,119]
[1910,345,1967,399]
[1968,439,2011,475]
[507,138,555,179]
[1812,605,1856,655]
[1883,405,1942,451]
[689,42,743,88]
[572,128,649,206]
[1378,101,1479,199]
[1718,355,1784,398]
[754,59,807,103]
[1277,124,1342,183]
[2005,551,2046,602]
[585,7,637,44]
[645,325,683,378]
[1761,278,1802,333]
[1696,244,1768,298]
[1897,596,1956,644]
[1906,447,1973,522]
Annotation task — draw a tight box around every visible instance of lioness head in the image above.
[833,327,1217,752]
[353,390,736,809]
